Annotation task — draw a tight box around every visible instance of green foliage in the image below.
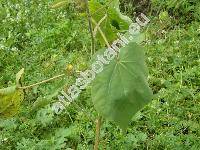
[92,42,152,129]
[159,11,169,21]
[0,0,199,149]
[89,0,132,46]
[50,0,71,9]
[50,0,132,46]
[151,0,200,22]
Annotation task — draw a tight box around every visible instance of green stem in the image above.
[84,0,95,57]
[18,74,65,89]
[94,115,102,150]
[91,18,110,48]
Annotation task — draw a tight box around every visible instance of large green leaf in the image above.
[91,42,153,129]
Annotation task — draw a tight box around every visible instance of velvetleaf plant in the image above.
[50,0,153,130]
[0,0,153,148]
[0,0,152,128]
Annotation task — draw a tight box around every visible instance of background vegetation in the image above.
[0,0,199,149]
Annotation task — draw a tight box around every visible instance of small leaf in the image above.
[16,68,24,87]
[91,42,153,129]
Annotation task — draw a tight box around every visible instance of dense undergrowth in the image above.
[0,0,199,149]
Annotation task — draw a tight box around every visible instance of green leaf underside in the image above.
[91,42,153,129]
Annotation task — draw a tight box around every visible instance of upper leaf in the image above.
[91,42,153,129]
[89,0,132,46]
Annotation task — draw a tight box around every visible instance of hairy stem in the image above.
[91,18,110,48]
[18,74,65,89]
[84,0,95,57]
[93,14,107,37]
[94,116,102,150]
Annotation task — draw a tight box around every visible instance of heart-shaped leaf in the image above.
[91,42,153,129]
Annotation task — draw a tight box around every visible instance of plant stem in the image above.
[94,116,102,150]
[84,0,95,57]
[91,18,110,48]
[18,74,65,89]
[93,14,107,37]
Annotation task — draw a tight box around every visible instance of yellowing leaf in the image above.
[0,68,25,118]
[0,86,16,113]
[0,86,24,118]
